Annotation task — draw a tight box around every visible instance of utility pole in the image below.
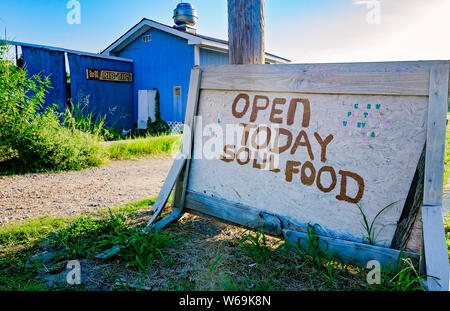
[227,0,265,64]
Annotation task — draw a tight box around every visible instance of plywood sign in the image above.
[149,62,450,291]
[189,90,428,244]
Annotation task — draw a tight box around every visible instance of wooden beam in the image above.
[227,0,265,64]
[283,230,418,268]
[183,190,418,268]
[424,64,450,205]
[422,63,450,291]
[172,68,202,212]
[391,144,425,250]
[422,204,449,291]
[185,190,282,236]
[146,153,186,228]
[200,70,431,96]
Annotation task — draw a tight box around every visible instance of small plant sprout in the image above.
[355,201,398,245]
[237,229,283,266]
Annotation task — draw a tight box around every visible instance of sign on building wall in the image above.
[86,68,133,82]
[149,62,450,291]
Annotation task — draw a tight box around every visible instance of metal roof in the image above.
[101,18,291,63]
[1,39,133,63]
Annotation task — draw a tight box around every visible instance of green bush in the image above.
[8,109,106,172]
[62,99,123,141]
[0,41,107,173]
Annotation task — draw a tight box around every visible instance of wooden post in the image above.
[227,0,265,64]
[421,63,450,291]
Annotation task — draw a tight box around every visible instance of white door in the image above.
[138,90,157,129]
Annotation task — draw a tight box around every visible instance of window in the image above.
[142,34,151,43]
[173,86,181,97]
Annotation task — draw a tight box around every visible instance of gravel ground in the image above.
[0,157,174,224]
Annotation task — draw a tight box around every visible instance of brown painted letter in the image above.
[251,126,271,150]
[270,127,293,154]
[316,166,337,193]
[232,93,250,119]
[285,161,301,182]
[250,95,270,122]
[290,130,314,161]
[269,98,286,124]
[301,161,316,186]
[239,123,257,146]
[220,145,235,163]
[314,132,334,163]
[336,170,365,203]
[287,98,311,128]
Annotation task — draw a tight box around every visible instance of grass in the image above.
[0,197,158,251]
[106,135,181,160]
[0,216,75,249]
[0,200,430,291]
[237,229,283,265]
[0,134,182,176]
[443,120,450,191]
[445,217,449,260]
[0,197,160,290]
[355,201,397,245]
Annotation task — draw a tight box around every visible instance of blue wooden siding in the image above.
[199,48,229,65]
[117,28,195,122]
[67,54,134,129]
[21,46,67,111]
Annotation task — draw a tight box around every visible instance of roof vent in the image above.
[173,2,197,34]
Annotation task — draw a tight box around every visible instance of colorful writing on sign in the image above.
[219,93,365,204]
[86,68,133,82]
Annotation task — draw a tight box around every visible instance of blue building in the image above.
[101,18,290,129]
[6,6,289,132]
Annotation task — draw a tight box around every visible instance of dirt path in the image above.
[0,157,174,224]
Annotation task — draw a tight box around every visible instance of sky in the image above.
[1,0,449,63]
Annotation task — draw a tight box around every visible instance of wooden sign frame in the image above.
[148,61,450,291]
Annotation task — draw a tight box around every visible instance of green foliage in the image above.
[62,99,122,141]
[291,224,341,270]
[443,121,450,192]
[0,216,74,248]
[55,213,128,258]
[167,274,197,291]
[370,253,426,291]
[107,135,181,159]
[0,41,107,174]
[146,89,170,135]
[221,272,281,291]
[237,229,283,265]
[355,201,397,245]
[0,248,46,291]
[8,109,106,172]
[112,228,175,272]
[445,218,449,261]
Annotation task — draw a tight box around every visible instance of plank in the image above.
[421,204,449,291]
[172,68,202,211]
[183,190,418,268]
[422,63,450,291]
[200,60,450,74]
[424,64,450,205]
[391,144,425,250]
[283,229,418,268]
[185,190,282,236]
[200,70,431,96]
[146,153,186,227]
